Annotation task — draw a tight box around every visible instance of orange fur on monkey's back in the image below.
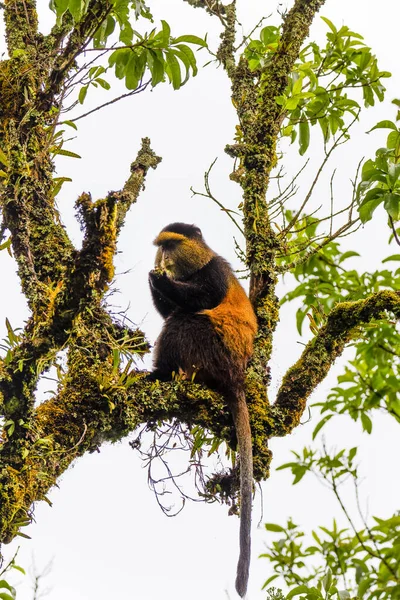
[201,275,257,359]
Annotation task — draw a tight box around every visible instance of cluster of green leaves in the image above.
[280,218,400,329]
[279,220,400,433]
[50,1,206,103]
[316,318,400,434]
[0,578,17,600]
[0,555,24,600]
[244,25,280,70]
[262,516,400,600]
[244,17,390,155]
[277,445,358,485]
[107,22,206,92]
[50,0,152,27]
[358,110,400,224]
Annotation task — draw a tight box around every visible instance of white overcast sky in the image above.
[1,1,400,599]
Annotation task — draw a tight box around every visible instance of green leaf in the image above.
[339,251,360,263]
[165,50,182,89]
[312,414,333,440]
[125,50,146,90]
[110,48,131,79]
[68,0,84,21]
[95,77,111,90]
[262,574,279,589]
[0,147,9,167]
[0,238,11,252]
[361,413,372,434]
[320,16,337,33]
[160,20,171,46]
[361,159,375,181]
[119,20,133,45]
[264,523,286,532]
[146,49,165,86]
[0,581,15,594]
[358,189,384,223]
[367,120,397,133]
[383,192,400,220]
[388,161,400,184]
[175,44,198,77]
[63,120,78,130]
[299,119,310,155]
[173,34,207,47]
[53,148,81,159]
[260,25,280,46]
[357,578,370,598]
[323,568,332,592]
[78,84,88,104]
[51,176,72,198]
[382,254,400,262]
[287,585,310,599]
[50,0,69,24]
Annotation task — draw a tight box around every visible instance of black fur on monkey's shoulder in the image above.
[149,255,230,315]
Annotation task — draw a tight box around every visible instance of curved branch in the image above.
[40,1,112,108]
[0,372,231,544]
[272,290,400,435]
[0,140,160,420]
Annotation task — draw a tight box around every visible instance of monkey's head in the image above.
[153,223,214,279]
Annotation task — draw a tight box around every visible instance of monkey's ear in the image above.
[193,226,203,238]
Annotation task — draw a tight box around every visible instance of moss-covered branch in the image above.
[219,0,326,391]
[0,140,160,426]
[38,1,111,108]
[272,291,400,435]
[3,0,38,54]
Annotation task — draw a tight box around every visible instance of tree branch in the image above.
[3,0,38,54]
[272,290,400,435]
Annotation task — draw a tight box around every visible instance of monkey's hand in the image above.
[149,271,176,318]
[149,269,168,289]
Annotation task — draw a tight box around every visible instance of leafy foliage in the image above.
[107,22,206,92]
[50,0,206,109]
[262,516,400,600]
[244,17,390,155]
[358,114,400,224]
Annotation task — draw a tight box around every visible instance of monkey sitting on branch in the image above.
[149,222,257,598]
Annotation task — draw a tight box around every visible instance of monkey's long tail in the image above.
[230,390,253,598]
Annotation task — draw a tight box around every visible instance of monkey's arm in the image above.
[149,275,177,318]
[149,257,229,312]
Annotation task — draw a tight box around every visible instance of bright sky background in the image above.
[1,1,400,599]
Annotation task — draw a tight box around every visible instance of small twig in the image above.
[235,14,271,51]
[277,218,359,273]
[268,160,309,209]
[57,424,87,455]
[389,216,400,246]
[282,112,359,236]
[349,158,363,221]
[191,158,244,235]
[62,81,151,123]
[0,548,19,576]
[320,443,398,579]
[329,169,336,236]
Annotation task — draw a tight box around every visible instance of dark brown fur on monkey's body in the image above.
[149,223,257,598]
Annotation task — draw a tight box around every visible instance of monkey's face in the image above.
[155,245,175,275]
[154,234,213,280]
